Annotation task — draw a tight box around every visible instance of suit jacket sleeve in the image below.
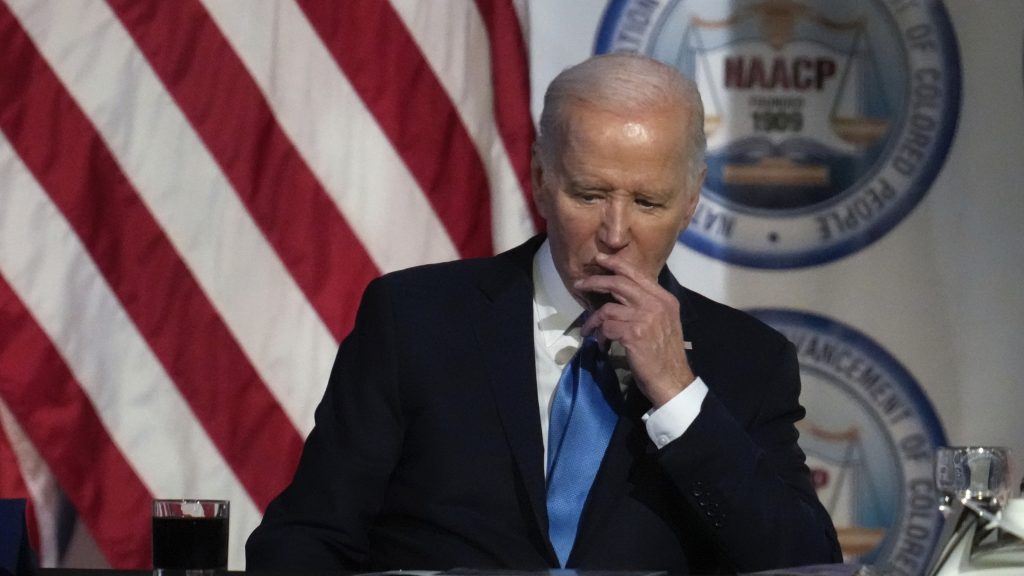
[656,322,842,572]
[246,277,402,571]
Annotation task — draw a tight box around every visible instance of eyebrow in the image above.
[569,179,613,191]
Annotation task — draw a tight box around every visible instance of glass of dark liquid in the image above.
[152,499,229,574]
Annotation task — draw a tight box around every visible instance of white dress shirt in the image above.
[532,240,708,471]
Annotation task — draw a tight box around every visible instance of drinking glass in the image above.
[934,446,1010,512]
[152,499,229,573]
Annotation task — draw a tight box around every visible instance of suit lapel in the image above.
[472,237,557,563]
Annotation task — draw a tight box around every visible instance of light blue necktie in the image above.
[545,335,621,567]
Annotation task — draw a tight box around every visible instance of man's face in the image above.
[532,101,703,310]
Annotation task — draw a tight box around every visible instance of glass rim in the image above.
[152,499,230,517]
[152,498,230,504]
[935,446,1011,453]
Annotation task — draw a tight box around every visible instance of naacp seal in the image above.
[751,309,947,573]
[597,0,961,268]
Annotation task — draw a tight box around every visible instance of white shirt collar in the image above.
[533,240,584,348]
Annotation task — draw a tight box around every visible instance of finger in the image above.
[576,275,634,307]
[589,318,637,350]
[584,316,624,348]
[594,252,661,289]
[575,273,664,308]
[590,253,672,303]
[581,302,631,336]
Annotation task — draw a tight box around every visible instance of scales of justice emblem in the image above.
[749,309,947,571]
[597,0,960,268]
[800,421,890,559]
[685,0,891,207]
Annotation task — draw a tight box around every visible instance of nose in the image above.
[598,197,630,252]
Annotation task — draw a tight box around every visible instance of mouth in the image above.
[579,262,615,310]
[582,262,612,276]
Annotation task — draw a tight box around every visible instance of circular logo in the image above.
[597,0,961,268]
[749,309,947,571]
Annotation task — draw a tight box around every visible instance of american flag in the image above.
[0,0,538,569]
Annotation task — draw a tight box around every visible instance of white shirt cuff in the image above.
[641,377,709,449]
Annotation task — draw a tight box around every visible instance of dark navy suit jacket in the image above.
[246,236,841,573]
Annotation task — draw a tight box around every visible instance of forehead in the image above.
[561,99,690,153]
[556,102,692,190]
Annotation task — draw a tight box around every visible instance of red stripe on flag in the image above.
[0,5,301,510]
[0,276,153,568]
[298,0,495,258]
[107,0,378,340]
[474,0,543,230]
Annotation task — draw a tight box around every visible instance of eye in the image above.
[570,186,604,204]
[635,197,660,209]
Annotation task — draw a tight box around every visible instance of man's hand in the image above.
[575,252,695,408]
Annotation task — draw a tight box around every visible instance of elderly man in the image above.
[247,53,841,573]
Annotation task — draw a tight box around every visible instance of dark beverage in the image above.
[152,516,228,570]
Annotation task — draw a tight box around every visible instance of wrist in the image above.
[642,369,695,408]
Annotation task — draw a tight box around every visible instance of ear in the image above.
[678,166,705,233]
[688,163,706,218]
[530,145,550,220]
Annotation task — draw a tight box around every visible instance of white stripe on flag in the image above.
[6,0,335,435]
[511,0,530,36]
[390,0,536,252]
[0,132,260,569]
[0,398,60,566]
[202,0,462,273]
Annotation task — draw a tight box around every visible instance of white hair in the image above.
[537,53,706,183]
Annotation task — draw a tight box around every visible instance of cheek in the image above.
[548,215,598,266]
[556,214,597,249]
[640,222,683,268]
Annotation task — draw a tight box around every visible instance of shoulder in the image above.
[682,288,786,345]
[675,287,794,375]
[374,256,490,290]
[676,288,801,421]
[362,235,541,311]
[372,245,528,294]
